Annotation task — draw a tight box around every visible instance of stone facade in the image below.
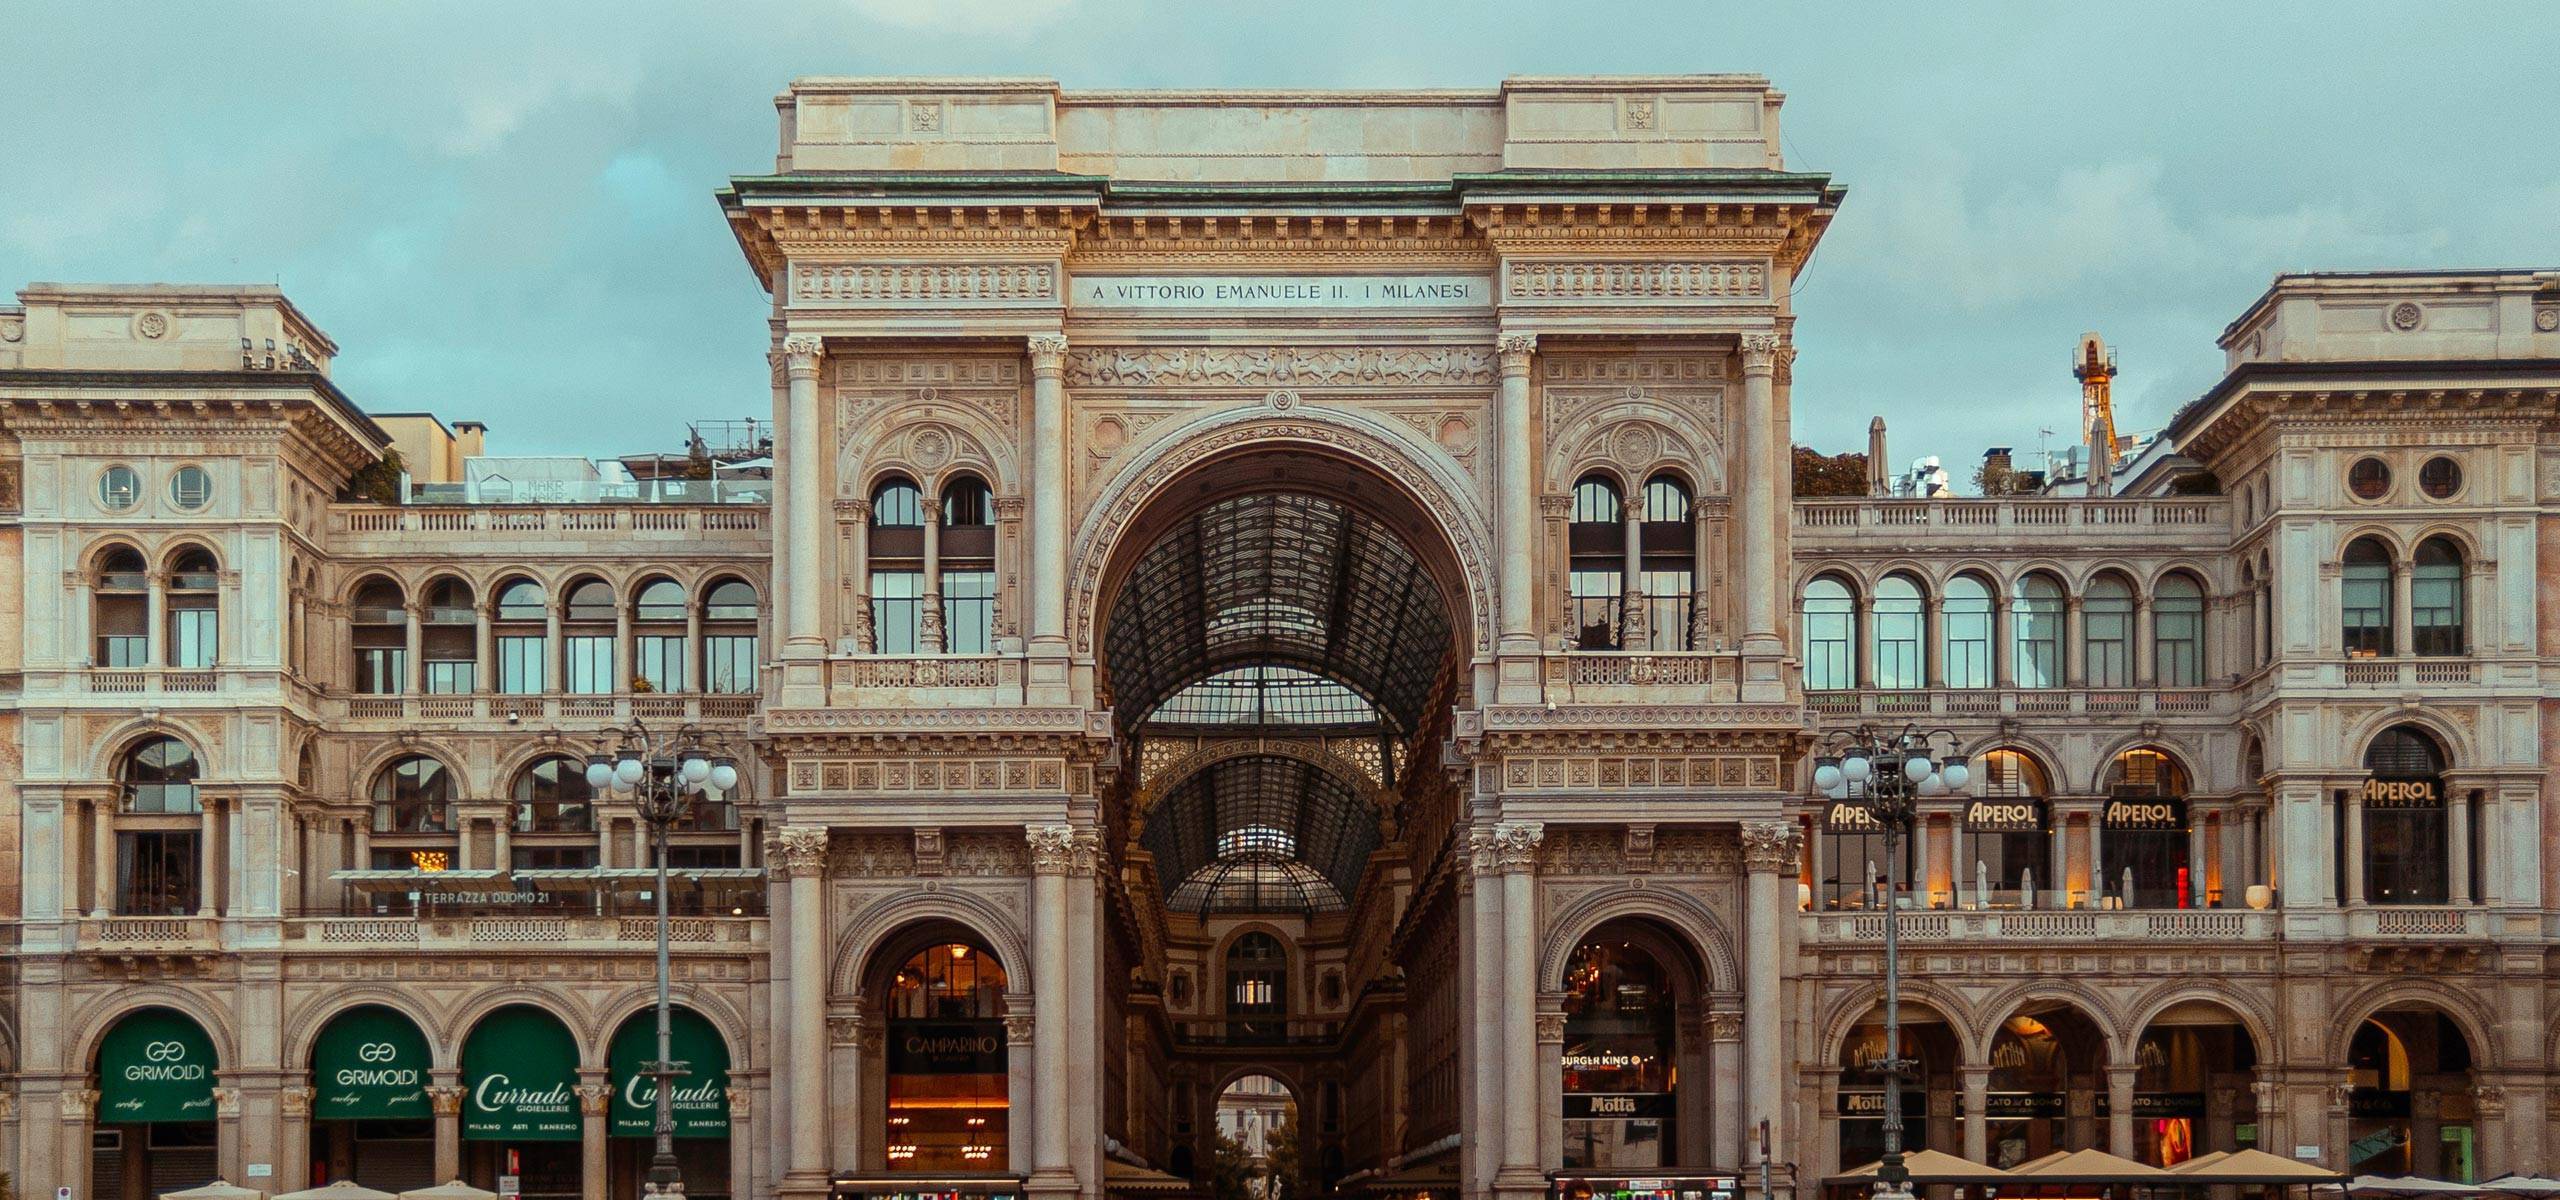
[0,77,2555,1200]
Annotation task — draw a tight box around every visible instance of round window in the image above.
[98,465,141,511]
[2347,457,2392,501]
[170,465,213,510]
[2417,456,2461,500]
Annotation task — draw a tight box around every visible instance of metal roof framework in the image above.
[1143,755,1378,916]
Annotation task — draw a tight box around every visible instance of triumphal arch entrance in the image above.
[725,75,1834,1200]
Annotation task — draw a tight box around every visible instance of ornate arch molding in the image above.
[1537,884,1740,996]
[2341,707,2475,768]
[838,402,1021,499]
[1813,981,1984,1068]
[1544,395,1729,496]
[86,717,220,780]
[64,987,244,1075]
[1066,401,1497,659]
[1973,981,2131,1065]
[1131,738,1394,840]
[445,988,608,1067]
[592,986,758,1072]
[2326,980,2507,1070]
[830,887,1034,1001]
[2120,983,2281,1067]
[285,988,454,1072]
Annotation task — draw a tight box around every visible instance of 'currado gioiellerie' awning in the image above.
[99,1009,219,1124]
[608,1007,732,1138]
[463,1007,581,1141]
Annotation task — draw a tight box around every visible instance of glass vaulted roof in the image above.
[1141,755,1378,915]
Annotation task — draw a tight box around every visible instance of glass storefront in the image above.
[886,942,1010,1171]
[2101,749,2195,908]
[1560,936,1679,1169]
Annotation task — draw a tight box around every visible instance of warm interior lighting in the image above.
[410,851,450,872]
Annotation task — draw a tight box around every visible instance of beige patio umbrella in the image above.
[2007,1147,2174,1180]
[275,1183,399,1200]
[396,1185,500,1200]
[2172,1148,2347,1182]
[160,1183,267,1200]
[1834,1149,2016,1183]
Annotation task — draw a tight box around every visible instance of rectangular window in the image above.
[2155,609,2204,687]
[1569,567,1622,651]
[705,635,757,694]
[117,830,202,915]
[512,845,600,871]
[564,635,615,694]
[636,635,687,693]
[357,648,408,695]
[1640,566,1692,652]
[2013,603,2062,688]
[2411,574,2462,657]
[1945,606,1993,689]
[168,608,217,668]
[1873,606,1924,691]
[99,635,148,668]
[424,659,476,694]
[2342,570,2392,657]
[1804,608,1854,691]
[942,570,997,654]
[2365,805,2448,905]
[1820,830,1912,910]
[2085,603,2133,688]
[871,570,923,655]
[497,635,546,694]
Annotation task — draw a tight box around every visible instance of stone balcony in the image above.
[1793,496,2230,549]
[1805,904,2505,945]
[1805,686,2223,720]
[288,914,767,951]
[329,690,759,730]
[1541,650,1745,704]
[327,502,769,553]
[826,653,1032,707]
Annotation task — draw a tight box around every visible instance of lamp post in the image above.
[1811,725,1969,1200]
[587,722,745,1199]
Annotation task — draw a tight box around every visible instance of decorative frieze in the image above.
[791,261,1058,305]
[1063,345,1496,389]
[1500,753,1782,792]
[1505,259,1768,302]
[789,756,1069,796]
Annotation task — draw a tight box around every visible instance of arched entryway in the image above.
[458,1005,583,1198]
[1214,1073,1303,1199]
[1832,1001,1960,1172]
[2126,1000,2260,1166]
[1981,1001,2107,1168]
[862,926,1013,1174]
[91,1007,222,1200]
[2344,1004,2479,1180]
[1558,919,1714,1170]
[306,1003,436,1188]
[605,1006,735,1198]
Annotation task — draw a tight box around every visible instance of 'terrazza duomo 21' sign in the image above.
[1070,274,1490,309]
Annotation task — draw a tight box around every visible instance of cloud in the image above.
[841,0,1078,35]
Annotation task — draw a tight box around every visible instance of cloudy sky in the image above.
[4,1,2552,478]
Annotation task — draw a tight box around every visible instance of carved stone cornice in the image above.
[780,335,825,379]
[1493,821,1545,872]
[1062,345,1495,389]
[1027,823,1075,875]
[773,826,831,878]
[1740,819,1800,873]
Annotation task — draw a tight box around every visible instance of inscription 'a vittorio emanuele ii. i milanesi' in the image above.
[1070,273,1490,308]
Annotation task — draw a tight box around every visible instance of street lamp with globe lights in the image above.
[586,722,746,1199]
[1810,725,1969,1200]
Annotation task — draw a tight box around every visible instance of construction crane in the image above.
[2075,332,2123,495]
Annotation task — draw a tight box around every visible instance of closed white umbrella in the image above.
[160,1183,267,1200]
[275,1183,399,1200]
[397,1185,500,1200]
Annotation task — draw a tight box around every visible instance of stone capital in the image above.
[1005,1012,1038,1046]
[828,1014,865,1045]
[427,1084,466,1116]
[1495,332,1538,371]
[1026,823,1076,874]
[1534,1011,1568,1044]
[61,1088,99,1122]
[1706,1011,1744,1042]
[773,826,830,878]
[577,1081,612,1116]
[1026,332,1070,376]
[1739,332,1781,376]
[1740,819,1800,873]
[1493,821,1545,872]
[278,1085,316,1117]
[780,334,826,379]
[212,1086,242,1119]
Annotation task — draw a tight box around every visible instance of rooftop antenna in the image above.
[2037,426,2056,478]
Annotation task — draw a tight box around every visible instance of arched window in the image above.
[371,756,454,835]
[1568,474,1626,650]
[562,578,616,693]
[2342,538,2395,657]
[2101,748,2196,908]
[163,548,220,669]
[2357,725,2449,905]
[632,578,688,692]
[92,546,149,667]
[702,579,760,694]
[1942,574,1994,689]
[350,578,408,694]
[2410,538,2465,656]
[494,577,547,694]
[2153,574,2206,687]
[2083,573,2135,687]
[421,578,476,693]
[1226,931,1289,1040]
[512,757,596,834]
[884,942,1009,1169]
[121,736,201,814]
[1802,577,1856,690]
[1964,750,2053,907]
[870,477,927,654]
[941,475,998,655]
[2012,574,2064,688]
[1872,574,1925,690]
[1638,474,1696,650]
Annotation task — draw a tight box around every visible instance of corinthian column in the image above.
[781,335,828,656]
[1741,820,1799,1161]
[1738,335,1782,656]
[777,826,832,1183]
[1026,824,1077,1194]
[1494,820,1545,1193]
[1026,334,1070,657]
[1495,334,1540,662]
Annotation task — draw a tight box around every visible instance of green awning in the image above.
[313,1005,432,1120]
[608,1008,731,1138]
[98,1008,218,1124]
[462,1007,580,1141]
